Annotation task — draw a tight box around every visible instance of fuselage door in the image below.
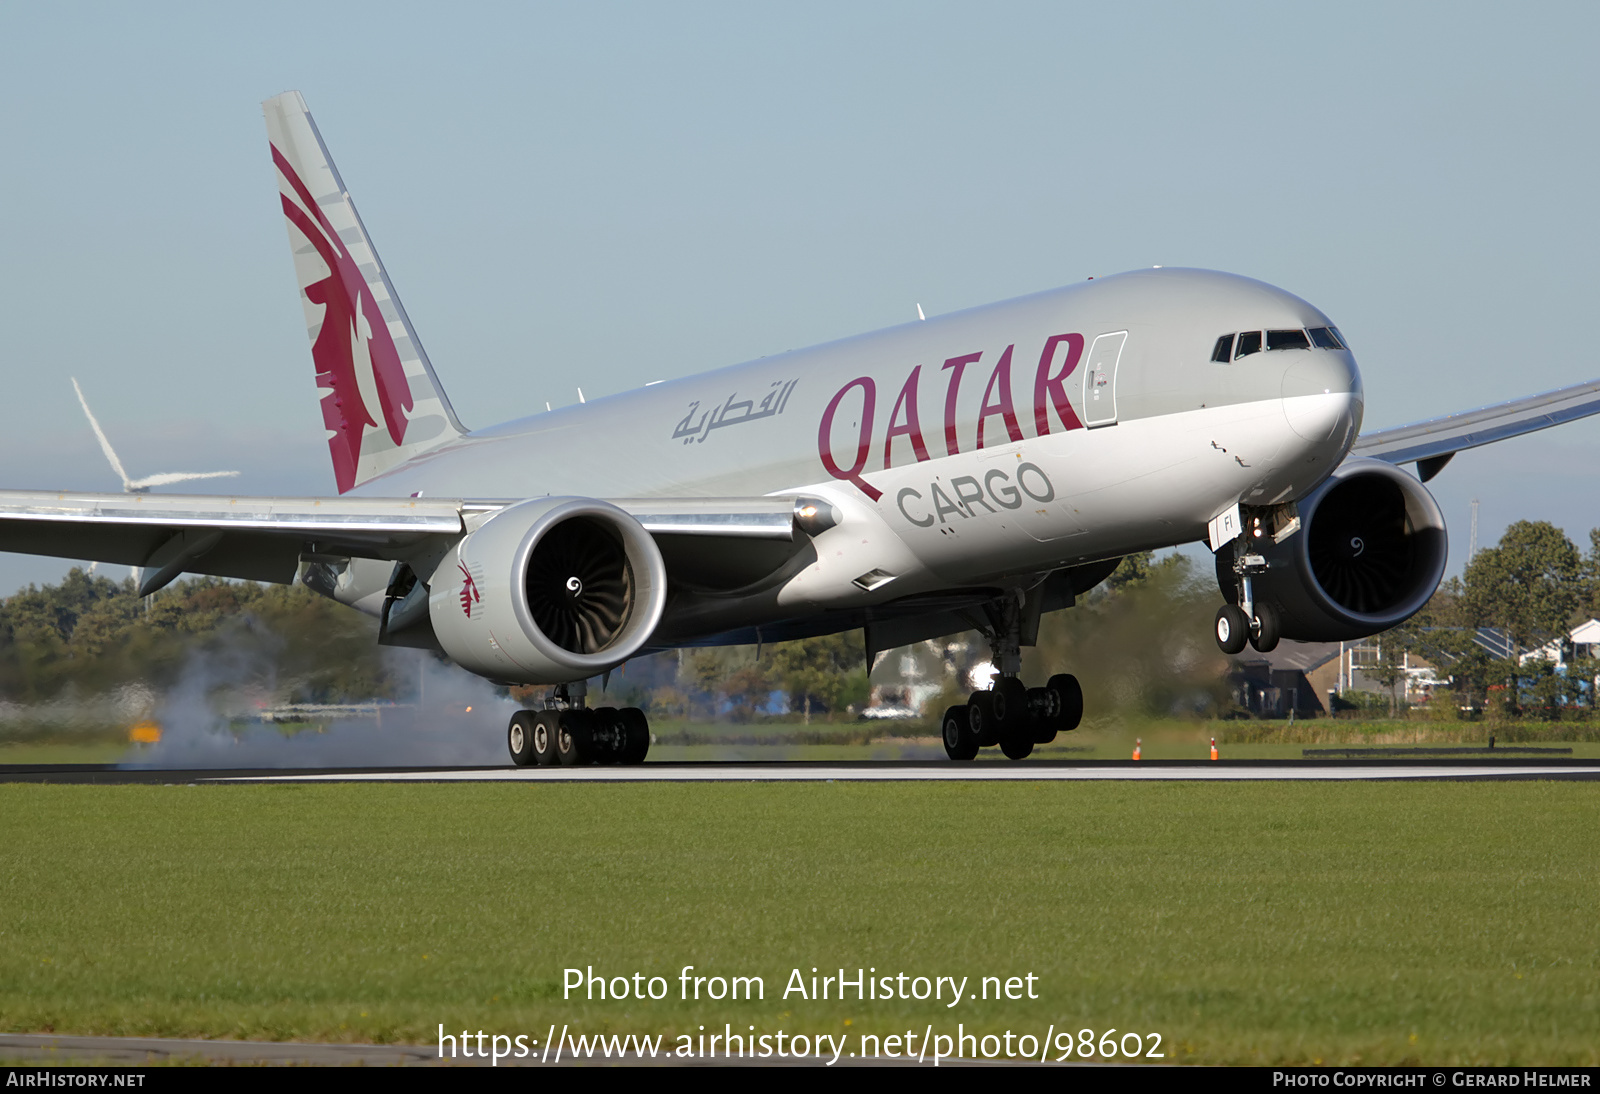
[1080,331,1127,428]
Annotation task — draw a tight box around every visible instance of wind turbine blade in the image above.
[125,471,242,489]
[71,378,132,490]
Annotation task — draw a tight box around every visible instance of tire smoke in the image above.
[119,646,516,769]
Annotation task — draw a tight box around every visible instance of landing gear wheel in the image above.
[1215,604,1249,655]
[532,711,560,765]
[619,707,650,765]
[1249,601,1281,653]
[507,711,537,766]
[1028,688,1057,743]
[991,677,1035,758]
[942,705,978,761]
[998,728,1034,760]
[555,709,595,766]
[991,676,1028,727]
[1046,673,1083,735]
[968,691,999,746]
[590,706,622,765]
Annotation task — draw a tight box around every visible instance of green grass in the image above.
[0,782,1597,1064]
[0,741,130,765]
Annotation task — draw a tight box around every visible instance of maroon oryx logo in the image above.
[272,144,414,493]
[458,563,481,618]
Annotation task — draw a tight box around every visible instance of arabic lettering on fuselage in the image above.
[672,379,800,444]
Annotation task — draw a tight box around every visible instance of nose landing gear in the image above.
[1214,542,1281,655]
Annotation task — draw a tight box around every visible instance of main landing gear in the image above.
[507,680,650,768]
[941,588,1083,761]
[941,673,1083,761]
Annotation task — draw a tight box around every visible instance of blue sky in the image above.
[1,1,1597,592]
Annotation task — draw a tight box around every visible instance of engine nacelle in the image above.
[1225,458,1448,642]
[429,497,668,684]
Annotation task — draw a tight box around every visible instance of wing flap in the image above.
[0,490,465,533]
[0,491,464,584]
[1353,376,1600,467]
[0,491,816,586]
[612,496,803,539]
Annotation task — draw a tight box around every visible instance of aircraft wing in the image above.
[1352,376,1600,480]
[0,490,807,594]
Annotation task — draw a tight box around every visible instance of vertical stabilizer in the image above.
[263,91,465,493]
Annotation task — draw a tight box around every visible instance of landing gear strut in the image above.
[506,678,651,767]
[1214,533,1281,655]
[942,589,1084,762]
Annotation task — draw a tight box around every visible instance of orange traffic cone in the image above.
[1133,738,1142,761]
[1210,737,1219,761]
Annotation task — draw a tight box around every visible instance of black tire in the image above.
[1215,604,1249,654]
[556,709,595,766]
[991,676,1029,727]
[590,706,622,765]
[1029,687,1057,743]
[991,676,1035,756]
[532,710,560,765]
[968,690,998,746]
[1046,673,1084,734]
[507,710,537,767]
[941,705,978,761]
[1249,601,1281,653]
[999,728,1034,760]
[619,707,650,765]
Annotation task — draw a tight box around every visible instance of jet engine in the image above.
[1221,458,1448,642]
[428,497,668,684]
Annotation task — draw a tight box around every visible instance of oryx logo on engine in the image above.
[458,563,482,618]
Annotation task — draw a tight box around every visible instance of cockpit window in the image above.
[1224,327,1348,361]
[1330,326,1349,349]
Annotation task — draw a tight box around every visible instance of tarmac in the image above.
[4,760,1599,783]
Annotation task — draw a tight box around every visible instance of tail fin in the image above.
[263,91,465,493]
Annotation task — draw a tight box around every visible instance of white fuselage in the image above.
[347,267,1363,638]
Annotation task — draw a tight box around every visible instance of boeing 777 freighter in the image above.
[3,92,1598,765]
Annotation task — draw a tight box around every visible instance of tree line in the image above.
[0,570,395,704]
[1378,521,1600,717]
[0,569,875,721]
[5,520,1590,722]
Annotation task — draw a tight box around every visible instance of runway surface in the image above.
[5,760,1600,783]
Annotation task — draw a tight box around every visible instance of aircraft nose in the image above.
[1282,352,1363,441]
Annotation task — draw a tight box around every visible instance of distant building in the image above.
[1246,637,1443,714]
[1228,655,1326,717]
[866,638,971,716]
[1520,618,1600,666]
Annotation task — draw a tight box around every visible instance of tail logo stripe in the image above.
[272,142,414,493]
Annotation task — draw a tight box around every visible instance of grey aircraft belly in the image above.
[1,91,1594,764]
